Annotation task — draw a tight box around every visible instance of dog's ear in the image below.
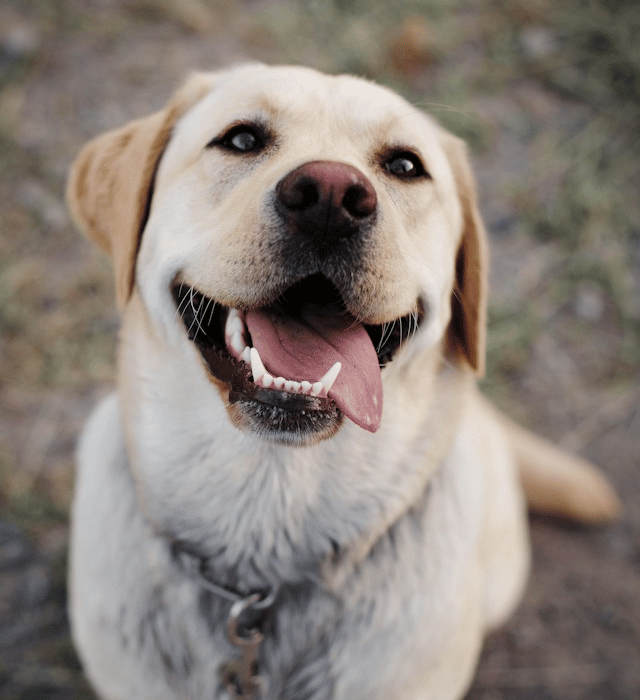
[66,72,215,309]
[440,132,488,376]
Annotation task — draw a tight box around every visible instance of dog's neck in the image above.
[121,345,471,598]
[113,345,473,699]
[116,295,472,593]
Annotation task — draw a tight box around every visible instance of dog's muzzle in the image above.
[172,161,421,445]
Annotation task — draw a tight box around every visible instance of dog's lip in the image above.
[171,275,421,432]
[171,281,337,417]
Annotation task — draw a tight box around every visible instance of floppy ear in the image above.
[440,132,488,376]
[66,73,215,309]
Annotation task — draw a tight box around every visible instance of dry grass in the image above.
[1,0,638,697]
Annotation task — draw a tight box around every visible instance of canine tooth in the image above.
[311,381,323,396]
[250,347,266,382]
[261,373,274,388]
[225,308,244,337]
[301,381,312,394]
[230,331,246,356]
[320,361,342,395]
[241,347,251,364]
[273,376,285,389]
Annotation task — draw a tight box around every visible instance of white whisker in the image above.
[375,322,389,353]
[173,283,192,324]
[187,287,207,337]
[202,296,215,329]
[377,320,395,353]
[409,310,419,343]
[207,298,218,327]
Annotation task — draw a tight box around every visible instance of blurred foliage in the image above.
[0,0,637,510]
[258,0,640,384]
[0,0,636,517]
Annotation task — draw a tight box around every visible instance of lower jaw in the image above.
[196,341,344,444]
[227,383,344,446]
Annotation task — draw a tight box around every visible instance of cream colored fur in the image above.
[67,64,620,700]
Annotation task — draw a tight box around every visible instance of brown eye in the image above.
[384,151,428,179]
[208,124,267,154]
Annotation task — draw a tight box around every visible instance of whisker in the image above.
[195,290,207,336]
[377,320,396,353]
[187,287,206,337]
[207,298,218,327]
[201,296,214,329]
[174,283,195,325]
[409,310,419,343]
[375,322,388,353]
[185,287,197,335]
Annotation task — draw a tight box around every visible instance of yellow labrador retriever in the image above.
[67,64,620,700]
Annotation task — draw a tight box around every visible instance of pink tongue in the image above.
[244,305,382,432]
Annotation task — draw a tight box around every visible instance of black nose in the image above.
[276,160,377,247]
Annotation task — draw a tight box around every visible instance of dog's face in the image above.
[68,64,487,447]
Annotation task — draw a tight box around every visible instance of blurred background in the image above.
[0,0,638,698]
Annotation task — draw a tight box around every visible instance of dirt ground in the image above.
[1,1,639,698]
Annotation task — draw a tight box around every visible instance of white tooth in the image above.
[225,308,244,337]
[250,347,266,382]
[284,380,294,392]
[274,376,285,389]
[301,381,312,394]
[291,381,301,393]
[311,381,323,396]
[241,347,251,364]
[320,361,341,395]
[230,331,245,356]
[261,372,274,388]
[224,310,234,336]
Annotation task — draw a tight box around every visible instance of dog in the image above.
[66,63,620,700]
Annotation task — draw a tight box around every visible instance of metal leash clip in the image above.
[221,591,274,700]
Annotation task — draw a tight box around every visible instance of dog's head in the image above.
[68,64,487,446]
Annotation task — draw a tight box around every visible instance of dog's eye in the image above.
[384,151,428,180]
[226,127,260,152]
[208,124,266,154]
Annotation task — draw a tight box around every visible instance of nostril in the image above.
[299,181,320,210]
[278,176,320,211]
[343,183,377,219]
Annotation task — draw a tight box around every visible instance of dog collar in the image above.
[172,543,276,700]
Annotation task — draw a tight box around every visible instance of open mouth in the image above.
[172,274,420,441]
